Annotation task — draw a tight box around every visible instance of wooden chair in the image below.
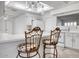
[16,27,43,58]
[43,27,61,58]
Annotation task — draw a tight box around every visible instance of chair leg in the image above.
[16,51,20,58]
[55,47,58,58]
[27,53,30,58]
[16,54,19,58]
[53,47,55,58]
[53,45,58,58]
[43,44,45,58]
[37,51,41,58]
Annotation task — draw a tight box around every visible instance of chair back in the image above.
[50,27,61,44]
[25,27,43,51]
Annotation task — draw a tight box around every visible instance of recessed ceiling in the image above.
[41,1,67,10]
[5,1,53,19]
[4,1,79,19]
[5,1,53,13]
[41,1,79,10]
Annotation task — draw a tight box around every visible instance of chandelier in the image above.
[26,1,44,11]
[5,1,52,13]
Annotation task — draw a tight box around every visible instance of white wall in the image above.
[14,14,27,34]
[32,19,44,30]
[0,18,3,33]
[0,2,4,33]
[44,15,57,31]
[13,13,44,34]
[0,2,4,39]
[42,14,57,36]
[0,2,4,17]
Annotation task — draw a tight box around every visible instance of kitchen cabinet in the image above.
[65,33,73,48]
[72,33,79,49]
[65,32,79,49]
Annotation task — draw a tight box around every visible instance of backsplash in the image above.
[58,26,79,32]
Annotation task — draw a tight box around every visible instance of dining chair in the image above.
[16,27,43,58]
[42,27,61,58]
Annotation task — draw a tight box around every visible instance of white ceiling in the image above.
[4,1,53,19]
[41,1,79,10]
[4,1,79,20]
[5,7,26,19]
[5,1,27,19]
[42,1,67,10]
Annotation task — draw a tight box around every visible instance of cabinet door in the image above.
[76,34,79,49]
[73,33,79,49]
[65,33,72,48]
[72,33,77,49]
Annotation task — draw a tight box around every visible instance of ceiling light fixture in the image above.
[5,1,53,13]
[26,1,44,11]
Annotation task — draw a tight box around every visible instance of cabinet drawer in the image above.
[65,33,72,37]
[65,38,72,48]
[65,36,72,39]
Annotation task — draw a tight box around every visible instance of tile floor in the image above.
[0,40,79,58]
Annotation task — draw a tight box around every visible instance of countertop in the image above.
[0,33,25,44]
[0,31,79,44]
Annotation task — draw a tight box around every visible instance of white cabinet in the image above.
[73,33,79,49]
[65,33,73,48]
[65,32,79,49]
